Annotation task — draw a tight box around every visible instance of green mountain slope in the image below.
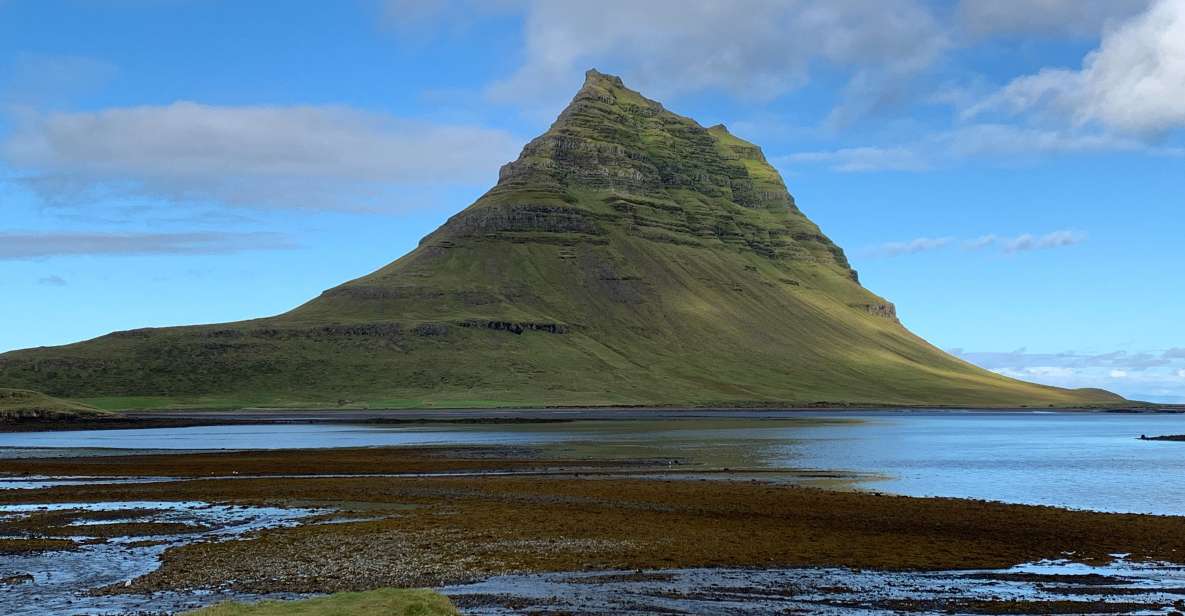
[0,71,1122,410]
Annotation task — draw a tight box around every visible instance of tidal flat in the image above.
[5,413,1185,614]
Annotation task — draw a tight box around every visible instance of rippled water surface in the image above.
[3,411,1185,513]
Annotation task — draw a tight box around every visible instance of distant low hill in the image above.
[0,71,1124,411]
[0,388,107,421]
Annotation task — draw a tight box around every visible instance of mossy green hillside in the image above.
[0,70,1123,409]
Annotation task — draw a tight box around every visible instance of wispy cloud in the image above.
[2,103,521,211]
[780,146,931,172]
[964,235,998,250]
[996,230,1088,253]
[956,347,1183,372]
[0,232,295,260]
[781,124,1182,173]
[866,230,1086,258]
[36,275,68,287]
[864,236,953,257]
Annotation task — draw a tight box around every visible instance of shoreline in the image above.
[3,403,1181,433]
[6,446,1185,567]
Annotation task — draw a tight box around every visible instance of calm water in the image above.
[3,411,1185,514]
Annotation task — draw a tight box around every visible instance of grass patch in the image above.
[184,588,457,616]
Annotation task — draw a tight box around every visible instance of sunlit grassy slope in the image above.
[0,71,1122,410]
[0,388,107,419]
[184,589,457,616]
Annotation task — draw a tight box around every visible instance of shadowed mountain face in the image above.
[0,71,1122,409]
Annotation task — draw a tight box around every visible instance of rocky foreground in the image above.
[6,445,1185,615]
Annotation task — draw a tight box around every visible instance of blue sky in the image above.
[1,0,1183,402]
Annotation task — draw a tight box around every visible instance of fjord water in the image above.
[3,411,1185,515]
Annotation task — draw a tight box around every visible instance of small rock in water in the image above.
[1,573,35,585]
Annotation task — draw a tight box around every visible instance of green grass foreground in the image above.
[184,588,458,616]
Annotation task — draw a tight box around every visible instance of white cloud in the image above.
[487,0,947,119]
[1000,230,1087,253]
[1111,369,1130,378]
[2,103,521,211]
[959,349,1172,372]
[957,0,1151,38]
[940,124,1167,157]
[967,0,1185,136]
[864,230,1085,258]
[782,123,1181,173]
[1177,369,1185,379]
[0,231,294,259]
[865,237,953,257]
[965,235,998,250]
[780,147,930,172]
[1024,366,1076,377]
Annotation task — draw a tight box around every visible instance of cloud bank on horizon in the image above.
[0,0,1181,401]
[953,348,1185,405]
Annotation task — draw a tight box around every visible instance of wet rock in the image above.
[1,573,34,585]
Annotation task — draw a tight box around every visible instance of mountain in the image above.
[0,70,1122,410]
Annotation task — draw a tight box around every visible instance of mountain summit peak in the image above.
[583,68,625,87]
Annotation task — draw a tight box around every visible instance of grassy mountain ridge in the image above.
[0,70,1122,410]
